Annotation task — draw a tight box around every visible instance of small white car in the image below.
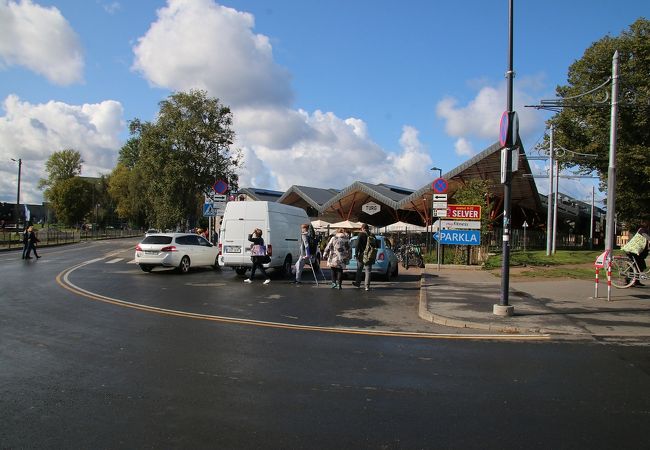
[135,233,219,273]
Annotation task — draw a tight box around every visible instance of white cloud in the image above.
[132,0,292,108]
[0,0,84,85]
[101,2,121,15]
[0,95,124,203]
[454,137,475,157]
[436,78,544,146]
[131,0,433,192]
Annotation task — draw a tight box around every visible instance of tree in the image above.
[125,90,241,229]
[107,163,148,228]
[549,18,650,226]
[38,149,83,192]
[38,149,94,225]
[48,177,93,226]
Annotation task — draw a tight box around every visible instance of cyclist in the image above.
[621,222,650,286]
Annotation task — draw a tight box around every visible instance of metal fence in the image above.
[1,228,142,251]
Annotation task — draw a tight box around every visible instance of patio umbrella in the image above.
[310,219,332,231]
[330,220,363,230]
[382,221,429,232]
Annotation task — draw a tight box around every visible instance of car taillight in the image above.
[160,245,177,252]
[267,244,272,256]
[218,243,222,256]
[135,244,142,251]
[377,252,385,261]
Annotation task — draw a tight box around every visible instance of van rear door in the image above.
[221,218,265,265]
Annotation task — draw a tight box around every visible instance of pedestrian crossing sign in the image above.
[203,203,217,217]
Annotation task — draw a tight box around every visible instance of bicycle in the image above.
[610,255,650,288]
[397,244,424,269]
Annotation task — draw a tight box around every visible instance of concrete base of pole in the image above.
[493,304,515,316]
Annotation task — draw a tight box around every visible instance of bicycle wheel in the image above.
[610,257,636,289]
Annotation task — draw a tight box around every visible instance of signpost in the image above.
[434,230,481,246]
[446,204,481,220]
[431,178,448,194]
[441,220,481,230]
[361,201,381,215]
[212,179,229,195]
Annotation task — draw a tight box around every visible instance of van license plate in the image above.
[224,246,241,253]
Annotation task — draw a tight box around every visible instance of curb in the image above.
[417,273,590,336]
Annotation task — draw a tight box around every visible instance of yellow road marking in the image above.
[56,260,551,341]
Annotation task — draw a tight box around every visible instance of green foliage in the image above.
[38,149,83,190]
[109,90,241,229]
[483,250,603,270]
[107,163,148,228]
[48,177,94,226]
[550,18,650,225]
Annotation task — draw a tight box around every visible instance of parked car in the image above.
[135,233,219,273]
[343,235,399,280]
[145,228,160,236]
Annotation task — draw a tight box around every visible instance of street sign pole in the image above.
[495,0,515,317]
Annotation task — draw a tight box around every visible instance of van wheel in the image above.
[282,255,293,278]
[178,256,191,274]
[235,267,248,276]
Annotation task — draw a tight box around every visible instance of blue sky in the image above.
[0,0,647,207]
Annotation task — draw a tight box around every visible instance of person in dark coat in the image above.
[21,226,30,259]
[352,223,371,289]
[26,225,40,259]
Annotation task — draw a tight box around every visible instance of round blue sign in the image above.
[499,111,509,147]
[212,179,229,194]
[432,177,448,194]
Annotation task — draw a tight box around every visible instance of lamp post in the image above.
[11,158,22,229]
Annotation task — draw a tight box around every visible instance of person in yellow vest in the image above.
[621,222,650,286]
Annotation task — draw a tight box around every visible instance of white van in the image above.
[218,201,309,277]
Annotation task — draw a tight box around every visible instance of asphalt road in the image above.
[1,239,649,449]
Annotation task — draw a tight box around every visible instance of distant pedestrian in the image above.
[26,226,40,259]
[21,226,30,259]
[245,228,270,284]
[293,223,312,284]
[323,228,351,289]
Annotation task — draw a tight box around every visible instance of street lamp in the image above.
[431,166,442,179]
[11,158,21,228]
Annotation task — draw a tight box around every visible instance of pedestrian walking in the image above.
[323,228,351,289]
[21,226,30,259]
[27,226,41,259]
[245,228,270,284]
[352,223,376,290]
[293,223,312,284]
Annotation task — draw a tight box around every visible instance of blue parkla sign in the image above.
[433,230,481,246]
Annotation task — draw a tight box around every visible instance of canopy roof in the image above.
[239,141,542,228]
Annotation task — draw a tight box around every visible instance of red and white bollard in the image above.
[594,250,611,301]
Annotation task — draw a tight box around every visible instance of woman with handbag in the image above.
[245,228,271,284]
[323,228,351,289]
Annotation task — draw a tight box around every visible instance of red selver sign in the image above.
[446,204,481,220]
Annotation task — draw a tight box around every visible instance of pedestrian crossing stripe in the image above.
[106,258,123,264]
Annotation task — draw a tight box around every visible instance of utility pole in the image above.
[494,0,516,317]
[546,126,554,255]
[605,51,619,254]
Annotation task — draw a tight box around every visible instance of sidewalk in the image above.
[419,266,650,340]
